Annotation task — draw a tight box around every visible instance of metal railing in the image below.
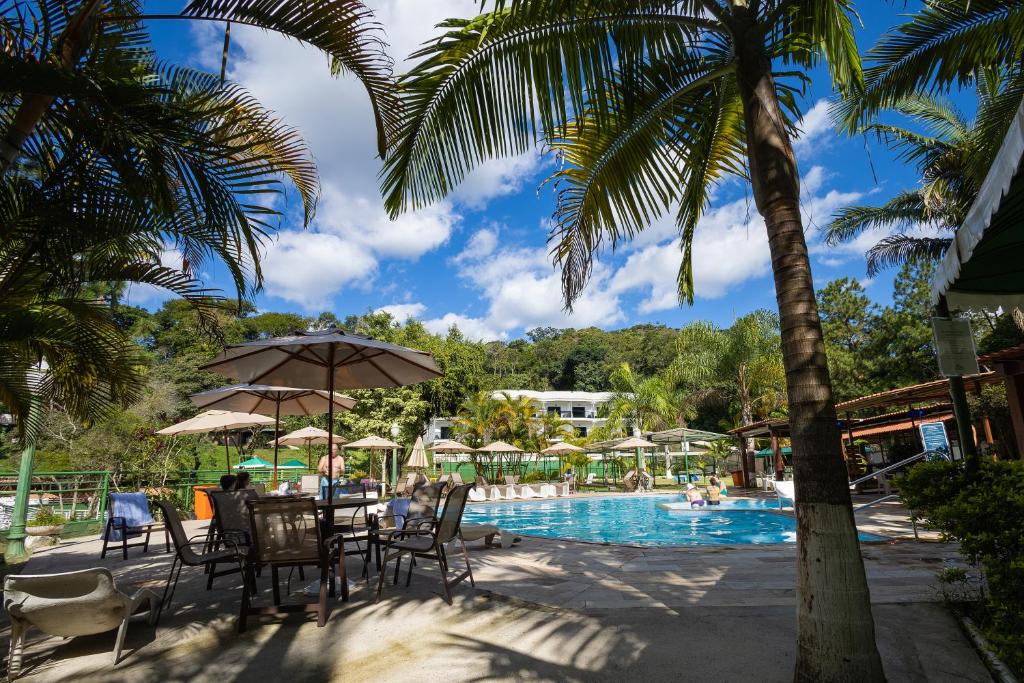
[0,467,318,534]
[849,449,950,541]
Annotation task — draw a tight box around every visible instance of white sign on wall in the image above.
[931,317,979,377]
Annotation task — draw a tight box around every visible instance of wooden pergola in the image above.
[978,344,1024,458]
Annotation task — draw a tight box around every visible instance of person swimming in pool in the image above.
[685,483,705,508]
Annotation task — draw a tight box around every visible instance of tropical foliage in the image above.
[0,0,396,434]
[827,70,1024,274]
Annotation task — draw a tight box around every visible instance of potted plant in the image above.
[26,506,66,537]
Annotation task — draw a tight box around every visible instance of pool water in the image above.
[460,495,887,547]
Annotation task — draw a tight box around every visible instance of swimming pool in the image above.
[460,495,887,547]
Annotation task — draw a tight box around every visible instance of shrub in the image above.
[28,506,65,527]
[521,470,544,484]
[900,460,1024,674]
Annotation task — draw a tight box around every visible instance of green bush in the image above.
[520,470,544,484]
[900,460,1024,674]
[28,506,65,527]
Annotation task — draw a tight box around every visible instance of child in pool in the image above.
[685,484,705,507]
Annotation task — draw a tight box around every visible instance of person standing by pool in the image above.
[317,443,346,500]
[685,483,705,508]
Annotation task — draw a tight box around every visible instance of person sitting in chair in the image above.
[219,474,237,491]
[685,483,705,508]
[234,471,251,490]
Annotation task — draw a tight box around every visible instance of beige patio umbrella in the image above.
[190,385,356,488]
[428,438,474,475]
[406,436,429,470]
[273,426,345,469]
[344,435,402,488]
[156,410,276,473]
[612,436,659,476]
[200,327,441,516]
[542,441,586,478]
[477,441,522,481]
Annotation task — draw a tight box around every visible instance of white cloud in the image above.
[210,0,523,305]
[261,231,376,311]
[423,313,506,341]
[451,152,542,209]
[793,99,834,156]
[453,226,500,263]
[375,302,426,321]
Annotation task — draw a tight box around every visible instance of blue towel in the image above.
[103,492,154,541]
[387,498,411,529]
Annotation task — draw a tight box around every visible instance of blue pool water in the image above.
[461,495,887,547]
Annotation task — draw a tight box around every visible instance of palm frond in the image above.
[865,234,953,276]
[823,191,931,245]
[841,0,1024,130]
[380,2,724,216]
[179,0,399,157]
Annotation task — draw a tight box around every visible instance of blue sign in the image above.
[918,422,950,459]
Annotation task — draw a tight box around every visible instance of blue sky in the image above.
[134,1,949,340]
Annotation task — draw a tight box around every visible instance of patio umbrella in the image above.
[428,438,474,475]
[406,436,429,470]
[156,410,276,473]
[190,385,356,488]
[200,327,441,516]
[273,426,345,469]
[612,436,658,478]
[542,442,586,479]
[477,441,521,481]
[277,459,307,470]
[236,456,273,469]
[344,435,402,490]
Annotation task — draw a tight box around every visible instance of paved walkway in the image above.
[0,496,989,682]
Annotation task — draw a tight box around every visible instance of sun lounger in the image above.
[460,523,521,549]
[520,485,539,498]
[488,486,504,502]
[774,480,795,508]
[503,485,519,500]
[555,482,570,497]
[468,487,487,502]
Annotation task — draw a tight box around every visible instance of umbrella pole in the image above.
[224,428,231,474]
[272,399,281,490]
[326,346,336,521]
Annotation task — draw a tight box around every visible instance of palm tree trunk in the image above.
[732,10,885,680]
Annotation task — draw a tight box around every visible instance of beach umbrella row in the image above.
[156,410,276,472]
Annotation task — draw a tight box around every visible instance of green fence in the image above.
[0,467,319,538]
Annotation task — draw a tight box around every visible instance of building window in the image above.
[547,406,560,415]
[440,426,451,440]
[571,406,585,418]
[575,426,588,437]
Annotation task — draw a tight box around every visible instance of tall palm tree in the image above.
[379,2,881,676]
[606,364,674,435]
[827,70,1024,275]
[673,310,786,432]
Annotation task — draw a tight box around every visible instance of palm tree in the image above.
[673,310,786,432]
[453,390,498,448]
[827,70,1024,275]
[0,0,398,174]
[379,2,881,676]
[493,392,537,475]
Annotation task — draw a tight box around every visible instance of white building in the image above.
[425,389,616,444]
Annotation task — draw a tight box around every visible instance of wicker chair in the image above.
[154,501,246,624]
[239,497,345,632]
[375,484,475,605]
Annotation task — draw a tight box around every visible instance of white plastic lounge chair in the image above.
[503,485,519,500]
[4,568,158,677]
[555,482,570,497]
[300,475,320,496]
[538,483,555,498]
[468,486,487,502]
[584,472,596,486]
[460,523,522,549]
[488,486,503,502]
[774,480,795,508]
[520,485,538,499]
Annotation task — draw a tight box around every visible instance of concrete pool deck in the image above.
[0,495,989,682]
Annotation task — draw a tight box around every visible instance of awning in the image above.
[932,95,1024,310]
[847,414,953,439]
[835,373,999,414]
